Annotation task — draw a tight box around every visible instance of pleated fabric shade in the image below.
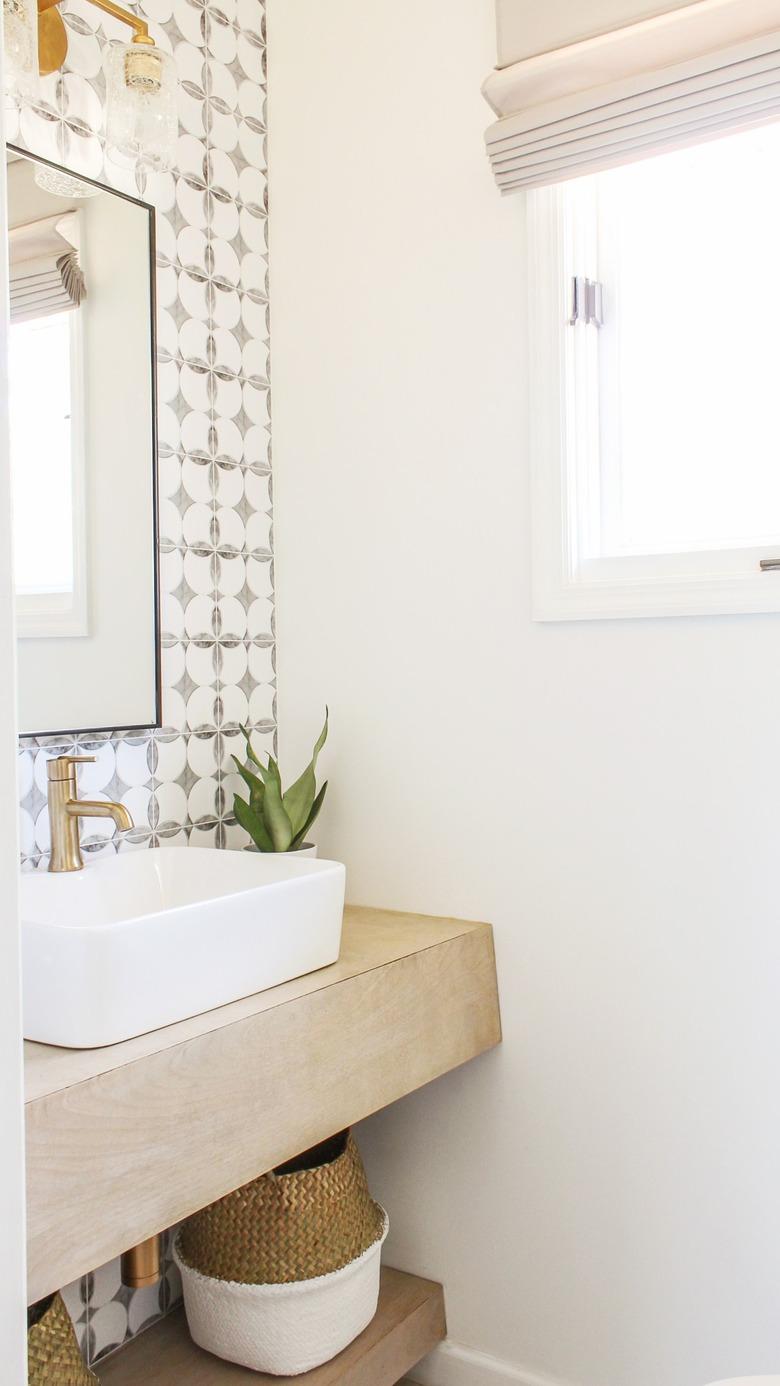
[9,256,75,322]
[483,0,780,191]
[7,211,84,322]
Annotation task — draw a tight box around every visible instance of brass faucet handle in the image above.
[46,754,97,782]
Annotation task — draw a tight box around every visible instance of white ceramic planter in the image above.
[174,1209,388,1376]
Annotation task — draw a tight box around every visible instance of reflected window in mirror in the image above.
[10,277,86,637]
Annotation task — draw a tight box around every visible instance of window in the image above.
[8,308,87,637]
[529,120,780,620]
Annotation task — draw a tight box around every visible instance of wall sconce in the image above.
[3,0,177,174]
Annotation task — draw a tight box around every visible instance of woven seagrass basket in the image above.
[179,1130,384,1285]
[28,1294,96,1386]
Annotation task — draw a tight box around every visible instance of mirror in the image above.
[5,148,160,737]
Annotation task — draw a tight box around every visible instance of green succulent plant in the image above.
[232,711,328,852]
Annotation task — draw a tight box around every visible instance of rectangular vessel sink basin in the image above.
[22,848,346,1049]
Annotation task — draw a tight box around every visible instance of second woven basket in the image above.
[28,1294,97,1386]
[175,1130,388,1375]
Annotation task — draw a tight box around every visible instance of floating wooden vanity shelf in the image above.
[25,905,500,1306]
[98,1268,444,1385]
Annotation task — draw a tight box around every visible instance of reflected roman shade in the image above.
[483,0,780,192]
[8,212,85,322]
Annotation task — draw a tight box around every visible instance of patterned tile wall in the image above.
[8,0,272,1364]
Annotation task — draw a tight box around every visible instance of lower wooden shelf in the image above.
[97,1268,445,1386]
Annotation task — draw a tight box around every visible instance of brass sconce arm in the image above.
[36,0,156,76]
[37,0,151,40]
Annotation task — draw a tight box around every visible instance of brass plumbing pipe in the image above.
[121,1235,162,1289]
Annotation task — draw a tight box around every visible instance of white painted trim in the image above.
[412,1339,582,1386]
[527,183,780,622]
[0,67,31,1386]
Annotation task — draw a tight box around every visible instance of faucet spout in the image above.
[66,800,134,832]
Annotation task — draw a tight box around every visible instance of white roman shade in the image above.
[8,212,85,323]
[483,0,780,192]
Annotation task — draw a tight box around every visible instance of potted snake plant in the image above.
[232,712,328,856]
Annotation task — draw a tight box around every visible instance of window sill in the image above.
[534,568,780,621]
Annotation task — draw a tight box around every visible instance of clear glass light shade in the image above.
[104,41,177,173]
[2,0,39,102]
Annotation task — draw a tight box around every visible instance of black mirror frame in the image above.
[7,143,162,742]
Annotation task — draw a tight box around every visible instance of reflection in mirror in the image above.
[5,148,160,737]
[10,210,86,638]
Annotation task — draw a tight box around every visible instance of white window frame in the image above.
[14,308,89,640]
[528,182,780,622]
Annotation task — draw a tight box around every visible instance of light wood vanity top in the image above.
[25,905,500,1304]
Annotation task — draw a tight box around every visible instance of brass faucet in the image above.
[47,755,134,873]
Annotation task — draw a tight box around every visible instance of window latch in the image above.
[570,276,604,328]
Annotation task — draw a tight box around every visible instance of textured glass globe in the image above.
[33,165,100,199]
[104,41,178,174]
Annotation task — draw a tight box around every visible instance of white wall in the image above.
[0,89,31,1386]
[495,0,701,66]
[268,3,780,1384]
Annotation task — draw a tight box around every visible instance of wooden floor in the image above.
[97,1268,444,1386]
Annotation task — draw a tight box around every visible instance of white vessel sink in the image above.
[22,848,346,1049]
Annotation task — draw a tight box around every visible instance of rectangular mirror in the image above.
[5,147,160,738]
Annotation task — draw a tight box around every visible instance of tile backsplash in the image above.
[9,0,272,1365]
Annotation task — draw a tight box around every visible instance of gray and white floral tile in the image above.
[10,0,271,1367]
